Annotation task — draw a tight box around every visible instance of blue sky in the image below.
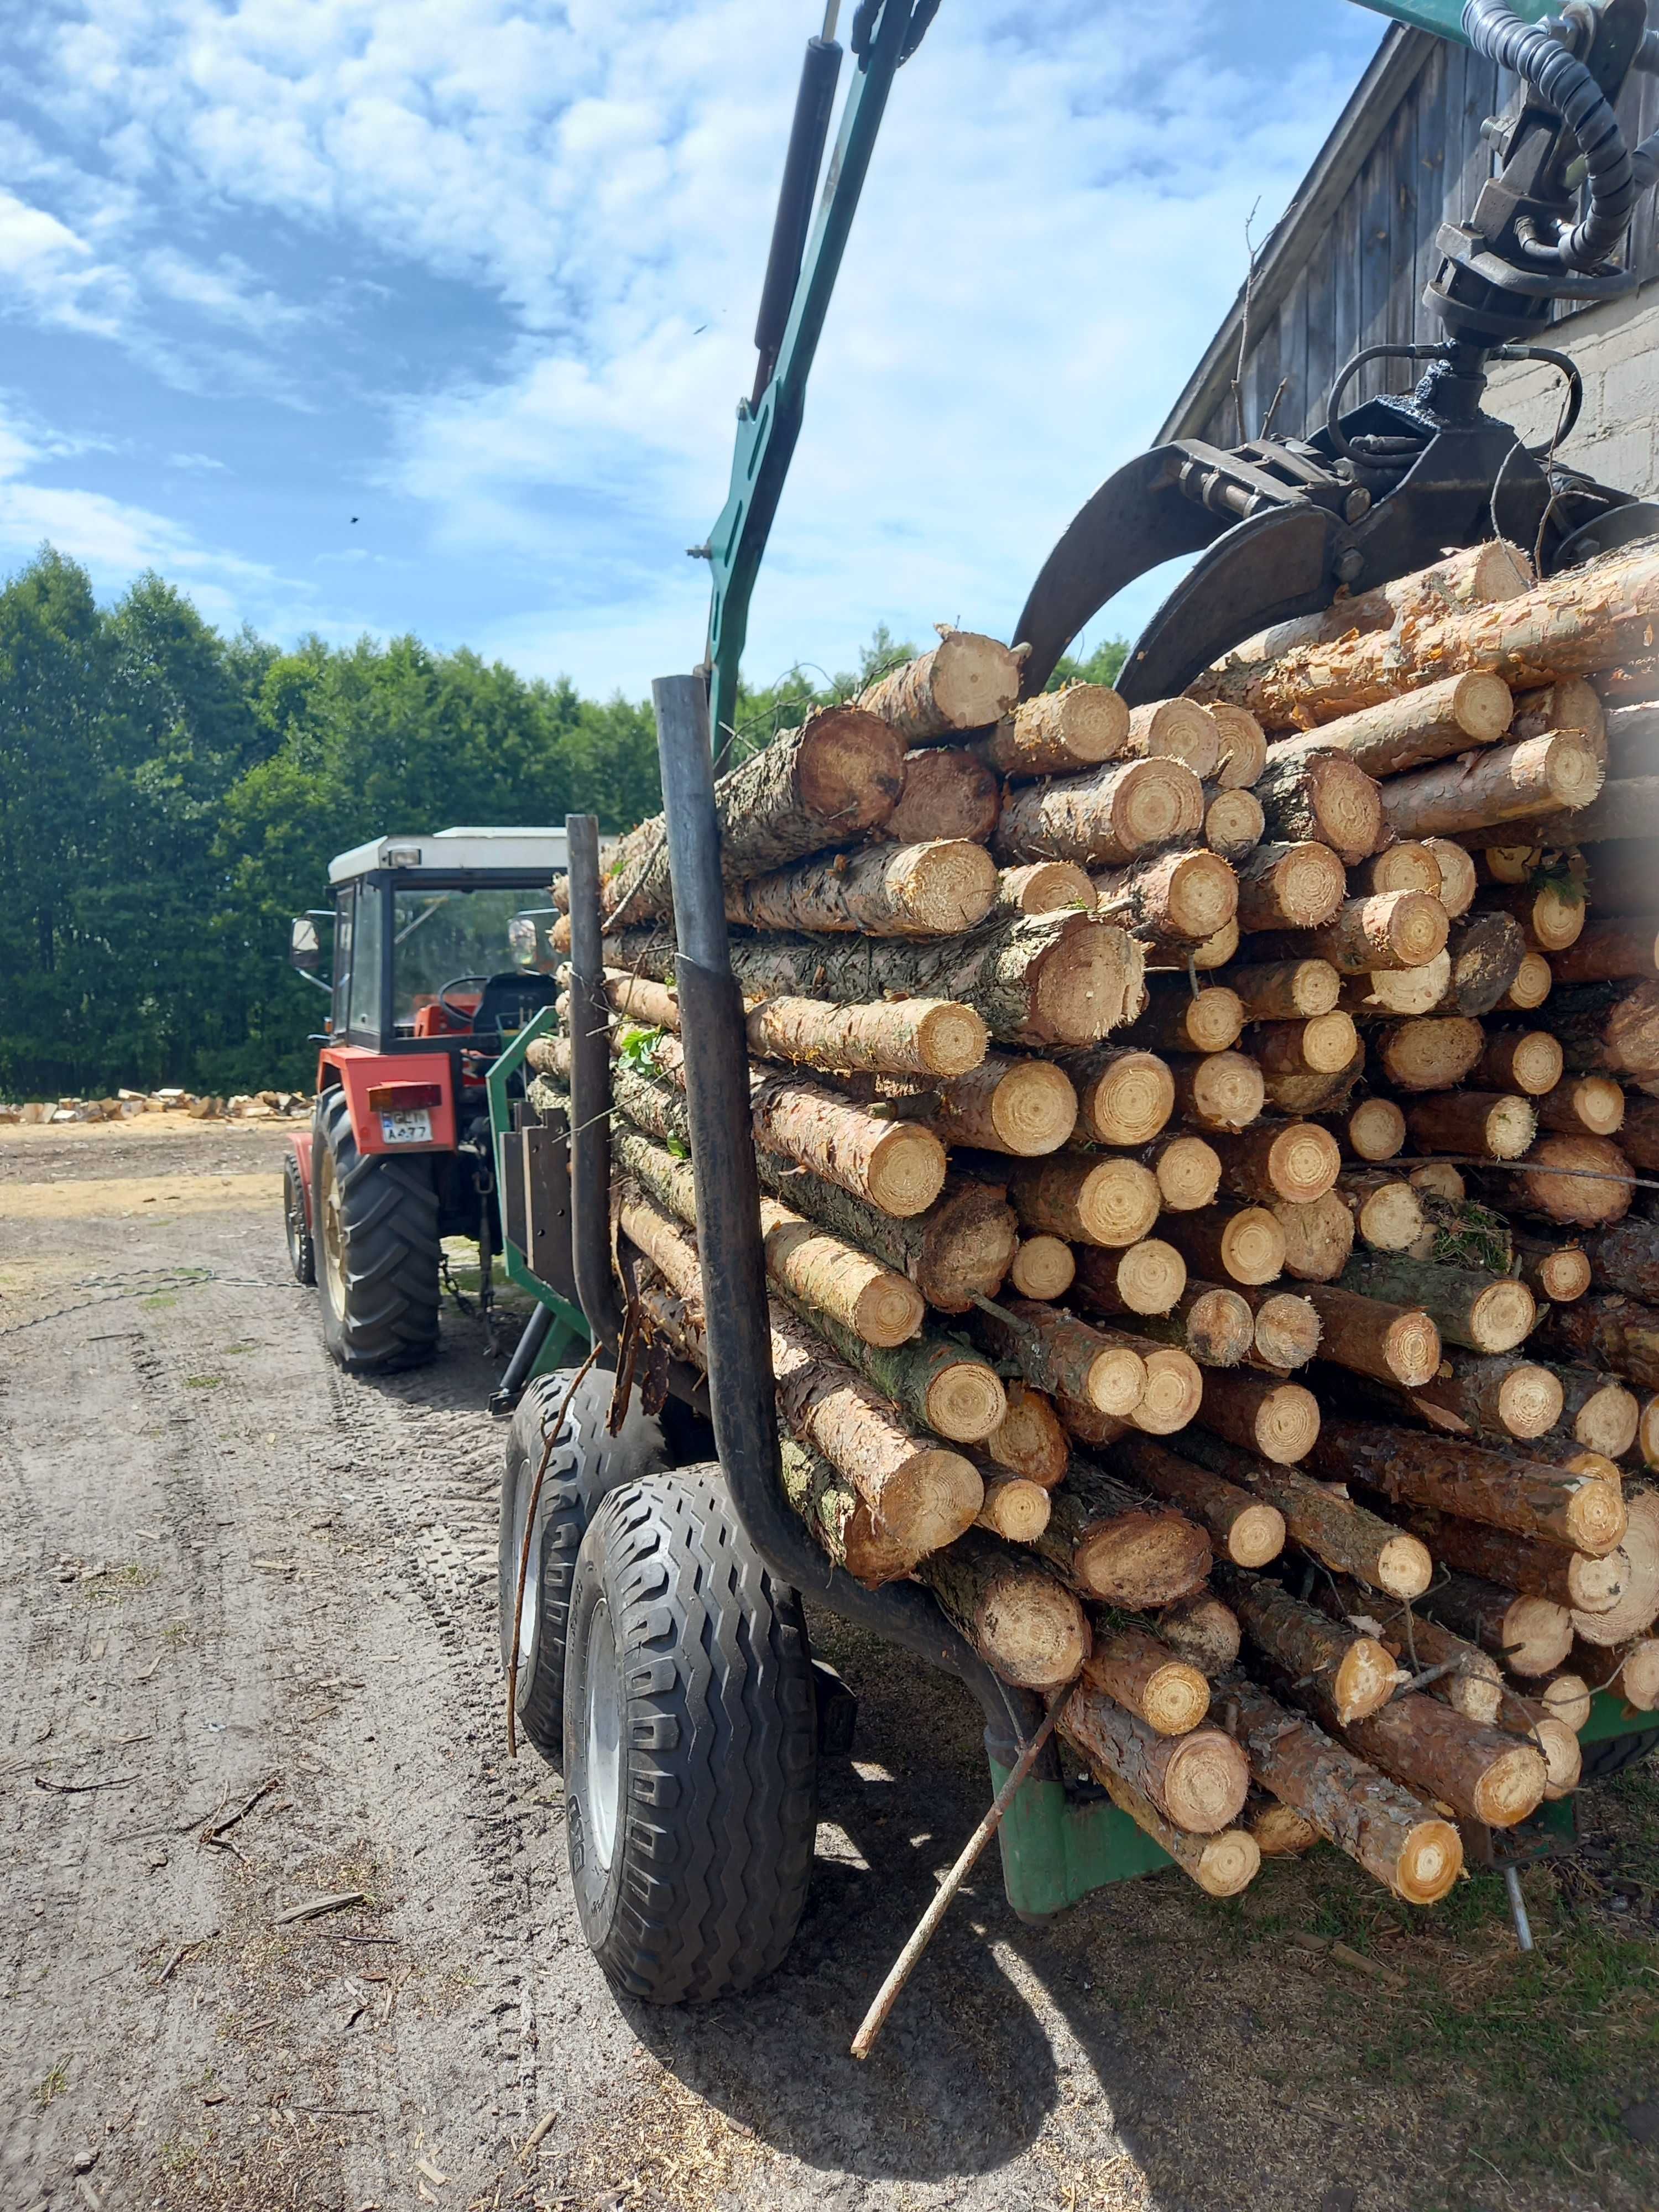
[0,0,1384,698]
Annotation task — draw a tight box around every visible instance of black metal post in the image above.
[565,813,623,1357]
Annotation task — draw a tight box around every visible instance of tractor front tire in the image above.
[312,1088,441,1373]
[283,1152,316,1286]
[564,1468,818,2004]
[498,1365,665,1759]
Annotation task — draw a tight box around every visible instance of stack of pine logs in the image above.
[529,538,1659,1910]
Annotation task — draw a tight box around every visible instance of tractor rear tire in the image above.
[283,1152,315,1286]
[498,1365,665,1759]
[564,1467,818,2004]
[312,1088,441,1373]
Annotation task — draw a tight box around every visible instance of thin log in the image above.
[1402,1348,1565,1444]
[1033,1460,1213,1608]
[972,685,1129,778]
[1060,1687,1249,1832]
[1008,1154,1161,1248]
[1091,848,1238,948]
[1127,983,1246,1057]
[1177,1431,1433,1597]
[1252,1012,1363,1083]
[1207,1120,1343,1206]
[798,1302,1009,1444]
[1342,952,1452,1019]
[1323,1097,1408,1162]
[1512,1231,1592,1304]
[1158,1201,1286,1287]
[1008,1234,1077,1301]
[1212,1564,1396,1723]
[985,1383,1071,1486]
[1378,732,1604,842]
[1068,1238,1187,1318]
[1302,1282,1441,1387]
[1252,750,1383,864]
[1203,785,1266,860]
[1375,1015,1485,1093]
[751,1070,947,1218]
[1503,950,1554,1012]
[971,1297,1149,1417]
[1550,917,1659,987]
[1537,1291,1659,1392]
[975,1468,1054,1543]
[1548,980,1659,1083]
[1514,675,1606,749]
[992,756,1206,869]
[1260,670,1514,779]
[1099,1772,1260,1895]
[753,1154,1017,1316]
[1108,1434,1286,1566]
[1166,1050,1266,1133]
[1414,1572,1574,1677]
[1198,1369,1320,1464]
[995,859,1096,916]
[780,1437,924,1587]
[1479,877,1585,955]
[1271,1191,1358,1284]
[921,1534,1089,1692]
[1081,1276,1253,1368]
[1335,1171,1425,1254]
[856,628,1022,740]
[1404,1091,1537,1161]
[1233,841,1347,931]
[1303,1415,1626,1554]
[1510,1134,1634,1228]
[1063,1045,1176,1147]
[1533,1076,1627,1137]
[729,839,998,937]
[1308,1575,1502,1723]
[1474,1026,1563,1096]
[1408,1509,1628,1614]
[1572,1488,1659,1650]
[912,1052,1079,1156]
[1228,958,1342,1021]
[884,748,1002,845]
[1082,1624,1212,1735]
[745,994,990,1079]
[1338,1695,1547,1828]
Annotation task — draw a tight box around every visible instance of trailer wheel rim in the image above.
[584,1595,624,1873]
[319,1147,346,1313]
[284,1162,308,1274]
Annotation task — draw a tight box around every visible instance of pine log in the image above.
[611,1058,692,1149]
[1071,1239,1187,1318]
[972,685,1129,778]
[1550,1362,1640,1456]
[598,969,681,1030]
[1097,1771,1261,1894]
[1141,917,1240,972]
[1474,1027,1564,1097]
[1092,848,1238,948]
[614,1124,925,1349]
[751,1070,947,1218]
[1251,1022,1364,1109]
[1550,917,1659,987]
[1207,1120,1342,1206]
[1108,1434,1286,1567]
[1252,751,1383,864]
[985,1383,1071,1486]
[1576,1635,1659,1712]
[1605,696,1656,776]
[1409,1509,1627,1613]
[604,707,905,922]
[1509,1134,1635,1228]
[1352,841,1445,898]
[1198,1369,1319,1463]
[1008,1234,1077,1301]
[975,1468,1054,1544]
[1157,1592,1243,1676]
[1537,1291,1659,1391]
[914,1052,1078,1156]
[1211,1565,1399,1724]
[1204,702,1270,789]
[1423,837,1478,918]
[780,1437,922,1587]
[1063,1045,1176,1147]
[1404,1090,1536,1161]
[1581,1217,1659,1310]
[1177,1431,1432,1597]
[1008,1153,1161,1248]
[1124,697,1222,775]
[1034,1461,1213,1607]
[1411,1160,1465,1199]
[995,859,1096,916]
[1620,1093,1659,1171]
[1465,773,1659,851]
[1375,1016,1485,1092]
[1513,1231,1593,1304]
[1534,1076,1627,1136]
[1572,1489,1659,1649]
[1325,1097,1408,1162]
[1127,983,1246,1057]
[1167,1050,1267,1133]
[1551,980,1659,1084]
[992,756,1206,869]
[1238,1284,1321,1369]
[1302,1282,1441,1387]
[1335,1171,1425,1253]
[1479,877,1586,954]
[1233,841,1347,932]
[524,1033,572,1080]
[1228,958,1342,1021]
[1259,670,1514,779]
[799,1303,1008,1444]
[1583,837,1659,916]
[1125,1342,1206,1436]
[1303,1415,1625,1553]
[1338,1694,1547,1828]
[1415,1573,1575,1676]
[1159,1201,1286,1287]
[1215,1676,1463,1903]
[1514,675,1606,749]
[753,1154,1017,1314]
[883,748,1002,845]
[613,911,1147,1051]
[1322,893,1453,975]
[1083,1623,1213,1734]
[730,838,998,937]
[1087,1277,1253,1368]
[921,1533,1089,1691]
[1271,1191,1358,1283]
[1224,545,1532,674]
[1403,1349,1564,1444]
[1147,1133,1224,1211]
[971,1296,1149,1417]
[857,629,1022,740]
[1309,1575,1503,1722]
[745,994,989,1079]
[1193,539,1659,728]
[1379,732,1604,842]
[1203,786,1267,860]
[1060,1687,1248,1832]
[1247,1791,1321,1856]
[1503,950,1554,1011]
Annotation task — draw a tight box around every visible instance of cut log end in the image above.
[1252,1292,1321,1370]
[1114,1238,1188,1317]
[1397,1822,1467,1906]
[1348,1098,1408,1162]
[1378,1534,1434,1601]
[1187,1285,1256,1366]
[1519,1134,1634,1227]
[851,1269,930,1350]
[892,1451,989,1560]
[1009,1234,1077,1302]
[1181,1051,1267,1132]
[1505,1595,1577,1677]
[1222,1207,1288,1287]
[1154,1135,1223,1211]
[1249,1799,1319,1856]
[1265,1121,1344,1204]
[1542,1076,1627,1136]
[986,1057,1080,1155]
[1250,1382,1321,1463]
[1157,1728,1253,1834]
[924,1360,1010,1444]
[1295,1012,1363,1074]
[1566,1478,1630,1559]
[1335,1635,1400,1725]
[1000,859,1096,916]
[1504,951,1554,1011]
[1078,1048,1176,1148]
[976,1473,1053,1545]
[985,1384,1071,1485]
[868,1124,951,1218]
[1353,1179,1426,1252]
[1129,1346,1206,1435]
[1204,787,1266,860]
[1573,1379,1640,1459]
[1467,1276,1538,1353]
[1229,1502,1290,1569]
[1499,1364,1566,1440]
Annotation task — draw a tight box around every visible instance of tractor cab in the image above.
[283,827,571,1373]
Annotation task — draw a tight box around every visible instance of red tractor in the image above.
[283,827,570,1373]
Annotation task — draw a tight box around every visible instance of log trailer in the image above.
[493,0,1659,2006]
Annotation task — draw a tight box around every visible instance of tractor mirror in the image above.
[289,916,321,971]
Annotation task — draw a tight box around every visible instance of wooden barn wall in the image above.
[1194,44,1659,451]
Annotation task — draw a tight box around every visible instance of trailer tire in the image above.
[312,1088,441,1373]
[498,1365,666,1759]
[283,1152,316,1286]
[564,1468,817,2003]
[1579,1728,1659,1785]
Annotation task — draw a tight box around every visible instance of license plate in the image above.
[380,1108,433,1144]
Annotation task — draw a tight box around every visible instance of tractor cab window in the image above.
[392,888,553,1037]
[346,883,384,1041]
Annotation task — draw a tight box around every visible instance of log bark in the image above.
[1194,539,1659,728]
[1512,1231,1592,1303]
[780,1437,923,1586]
[751,1069,947,1218]
[1233,841,1347,931]
[1303,1415,1625,1553]
[1402,1348,1564,1444]
[856,629,1022,740]
[1378,732,1604,841]
[1204,702,1269,789]
[1081,1277,1253,1368]
[1126,983,1245,1057]
[1228,958,1342,1021]
[1198,1369,1320,1463]
[985,1383,1071,1486]
[971,1296,1149,1416]
[1108,1433,1286,1566]
[1239,1285,1321,1370]
[1582,1217,1659,1308]
[992,756,1206,869]
[1271,1191,1358,1284]
[752,1154,1016,1315]
[1408,1509,1628,1614]
[611,1058,691,1149]
[1177,1431,1433,1597]
[1310,1574,1503,1722]
[1124,697,1221,775]
[1212,1564,1397,1723]
[883,748,1001,844]
[1214,544,1532,677]
[1147,1133,1223,1211]
[1252,1013,1363,1084]
[1547,979,1659,1083]
[1423,837,1478,918]
[1166,1050,1266,1133]
[1033,1460,1213,1607]
[1062,1045,1176,1147]
[604,706,905,922]
[745,994,990,1079]
[1157,1593,1242,1676]
[798,1303,1009,1443]
[972,685,1129,778]
[1081,1623,1212,1735]
[975,1468,1053,1544]
[524,1033,572,1080]
[1464,773,1659,852]
[1060,1687,1248,1831]
[1514,674,1606,749]
[1415,1573,1574,1676]
[1251,750,1383,864]
[1510,1134,1634,1228]
[729,839,998,937]
[599,969,681,1030]
[1537,1291,1659,1391]
[1097,1772,1260,1894]
[1070,1238,1187,1318]
[1092,848,1238,948]
[1259,670,1514,779]
[1203,786,1266,860]
[1375,1015,1485,1092]
[1247,1791,1319,1856]
[1534,1075,1627,1138]
[994,859,1096,916]
[921,1533,1089,1691]
[1404,1091,1537,1161]
[1262,1039,1363,1121]
[1215,1676,1463,1903]
[1335,1171,1425,1253]
[1206,1120,1342,1206]
[1474,1026,1563,1096]
[1302,1282,1441,1387]
[1158,1201,1286,1286]
[1008,1153,1161,1248]
[1620,1091,1659,1171]
[909,1052,1079,1156]
[1008,1234,1077,1301]
[1338,1694,1547,1828]
[1550,917,1659,987]
[1310,892,1453,974]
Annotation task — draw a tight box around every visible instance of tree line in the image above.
[0,546,1123,1098]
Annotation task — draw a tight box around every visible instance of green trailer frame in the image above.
[485,1005,589,1376]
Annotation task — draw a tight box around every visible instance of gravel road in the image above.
[2,1115,1652,2212]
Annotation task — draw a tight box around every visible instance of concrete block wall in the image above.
[1484,281,1659,505]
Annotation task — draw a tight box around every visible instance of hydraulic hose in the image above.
[1463,0,1637,271]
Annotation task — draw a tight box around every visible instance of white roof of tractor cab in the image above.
[326,826,570,884]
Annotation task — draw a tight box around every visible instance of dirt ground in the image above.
[4,1116,1659,2212]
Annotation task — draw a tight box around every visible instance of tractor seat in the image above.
[469,970,561,1041]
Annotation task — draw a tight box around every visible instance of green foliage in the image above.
[1047,636,1129,691]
